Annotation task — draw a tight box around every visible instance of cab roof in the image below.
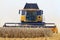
[24,3,39,9]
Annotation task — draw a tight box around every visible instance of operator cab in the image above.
[19,3,43,23]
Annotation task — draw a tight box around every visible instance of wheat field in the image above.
[0,34,60,40]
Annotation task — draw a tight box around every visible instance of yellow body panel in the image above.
[49,27,58,33]
[36,15,42,22]
[51,27,58,33]
[21,15,26,21]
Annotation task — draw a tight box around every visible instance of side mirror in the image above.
[19,10,20,14]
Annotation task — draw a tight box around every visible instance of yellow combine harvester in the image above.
[3,3,58,34]
[4,3,58,33]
